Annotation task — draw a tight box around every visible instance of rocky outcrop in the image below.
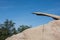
[33,12,60,20]
[6,20,60,40]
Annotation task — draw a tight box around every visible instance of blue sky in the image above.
[0,0,60,28]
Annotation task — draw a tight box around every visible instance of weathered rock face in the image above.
[6,20,60,40]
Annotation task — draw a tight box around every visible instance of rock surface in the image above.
[6,20,60,40]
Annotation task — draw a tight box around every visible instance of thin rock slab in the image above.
[6,20,60,40]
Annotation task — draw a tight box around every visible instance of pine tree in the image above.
[0,19,17,40]
[18,25,31,33]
